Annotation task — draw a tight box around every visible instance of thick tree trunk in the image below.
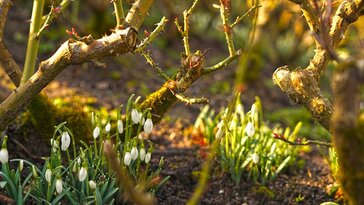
[331,60,364,205]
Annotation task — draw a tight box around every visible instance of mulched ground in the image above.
[1,2,342,205]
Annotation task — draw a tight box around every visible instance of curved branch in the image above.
[0,27,137,131]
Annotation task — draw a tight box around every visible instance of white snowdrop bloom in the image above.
[131,147,138,160]
[131,109,140,124]
[45,169,52,183]
[252,153,259,164]
[0,148,8,164]
[145,152,151,163]
[144,118,153,134]
[117,120,123,134]
[19,160,24,172]
[79,167,87,182]
[124,152,131,166]
[105,123,111,133]
[50,139,59,152]
[89,180,97,190]
[229,119,237,131]
[216,128,224,139]
[245,122,255,137]
[93,127,100,139]
[139,148,146,161]
[56,179,63,194]
[61,131,71,151]
[217,120,224,129]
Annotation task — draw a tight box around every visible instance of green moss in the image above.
[253,185,275,200]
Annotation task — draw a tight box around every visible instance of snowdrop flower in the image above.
[216,128,224,139]
[89,180,97,190]
[144,118,153,134]
[236,103,244,115]
[19,160,24,172]
[117,120,123,134]
[50,139,59,152]
[252,153,259,164]
[124,152,131,166]
[131,147,138,160]
[0,148,8,164]
[56,179,63,194]
[145,152,151,163]
[217,120,224,129]
[245,122,255,137]
[61,131,71,151]
[45,169,52,183]
[139,148,146,161]
[105,123,111,133]
[0,136,8,164]
[131,109,140,124]
[93,126,100,139]
[79,166,87,182]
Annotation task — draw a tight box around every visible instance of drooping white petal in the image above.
[252,153,259,164]
[251,104,257,118]
[144,118,153,134]
[139,148,146,161]
[89,180,97,190]
[79,167,87,182]
[50,139,59,152]
[61,132,71,151]
[56,179,63,194]
[0,148,8,164]
[131,147,138,160]
[131,109,140,124]
[93,127,100,139]
[45,169,52,183]
[245,122,255,137]
[105,123,111,133]
[117,120,123,134]
[124,152,131,166]
[145,152,151,163]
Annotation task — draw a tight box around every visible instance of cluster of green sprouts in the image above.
[195,95,301,184]
[0,95,168,204]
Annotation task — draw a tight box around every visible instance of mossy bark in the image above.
[331,61,364,205]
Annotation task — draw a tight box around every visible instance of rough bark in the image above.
[331,59,364,205]
[0,28,137,131]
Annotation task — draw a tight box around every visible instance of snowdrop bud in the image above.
[50,139,59,152]
[61,131,71,151]
[117,120,123,134]
[252,153,259,164]
[131,109,140,124]
[79,167,87,182]
[19,160,24,172]
[105,123,111,133]
[0,148,8,164]
[140,148,146,161]
[131,147,138,160]
[89,180,97,190]
[124,152,131,166]
[251,104,257,118]
[45,169,52,183]
[217,120,224,129]
[144,118,153,134]
[56,179,63,194]
[77,157,81,165]
[216,128,224,139]
[93,127,100,139]
[245,122,255,137]
[145,152,151,163]
[236,103,244,114]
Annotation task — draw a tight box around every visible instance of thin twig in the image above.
[140,51,171,81]
[112,0,125,27]
[230,5,261,28]
[174,93,209,105]
[135,16,168,52]
[202,50,241,74]
[273,133,332,147]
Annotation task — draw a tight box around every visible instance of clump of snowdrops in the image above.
[0,95,168,204]
[195,95,301,184]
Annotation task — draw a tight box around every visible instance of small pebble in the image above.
[218,189,224,194]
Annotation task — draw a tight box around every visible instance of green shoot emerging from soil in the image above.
[195,95,301,184]
[0,95,168,204]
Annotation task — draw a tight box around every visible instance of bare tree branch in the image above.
[0,28,137,130]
